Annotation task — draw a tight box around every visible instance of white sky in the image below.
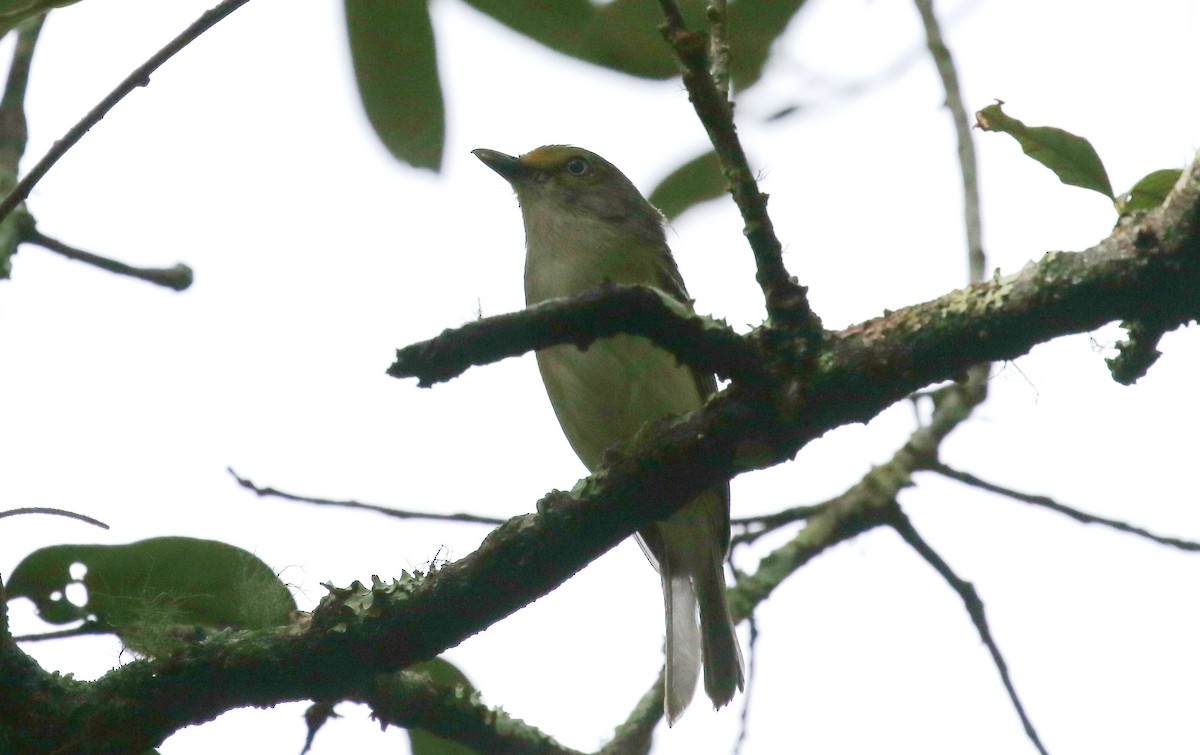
[1,0,1199,753]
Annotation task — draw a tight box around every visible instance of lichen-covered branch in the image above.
[5,155,1198,755]
[392,157,1200,416]
[353,671,585,755]
[389,282,768,387]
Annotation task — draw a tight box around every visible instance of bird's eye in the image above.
[565,157,589,176]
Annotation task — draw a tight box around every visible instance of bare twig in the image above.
[0,506,109,529]
[0,0,255,225]
[228,468,505,526]
[25,227,193,290]
[731,501,832,546]
[887,505,1049,755]
[656,0,819,336]
[928,462,1200,551]
[914,0,985,283]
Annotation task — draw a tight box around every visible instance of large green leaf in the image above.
[580,0,705,79]
[462,0,808,87]
[7,536,295,654]
[976,102,1113,199]
[344,0,444,171]
[725,0,810,89]
[457,0,591,58]
[648,149,727,220]
[461,0,681,79]
[1117,168,1183,214]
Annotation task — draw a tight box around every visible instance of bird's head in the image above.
[472,145,665,243]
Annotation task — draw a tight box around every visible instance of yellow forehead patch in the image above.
[520,144,588,171]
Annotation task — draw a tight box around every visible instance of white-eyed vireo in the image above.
[473,145,744,723]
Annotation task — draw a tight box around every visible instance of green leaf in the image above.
[648,149,727,220]
[6,536,296,654]
[580,0,704,79]
[407,659,479,755]
[457,0,591,59]
[976,102,1113,199]
[726,0,811,89]
[343,0,444,171]
[462,0,808,87]
[1117,168,1183,214]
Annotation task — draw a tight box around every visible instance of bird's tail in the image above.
[664,571,701,725]
[656,505,744,725]
[696,547,744,710]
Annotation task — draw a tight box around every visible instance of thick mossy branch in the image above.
[816,160,1200,419]
[394,158,1200,417]
[6,160,1200,754]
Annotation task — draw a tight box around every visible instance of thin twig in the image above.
[929,462,1200,551]
[0,506,109,529]
[914,0,984,283]
[228,468,506,526]
[0,0,255,225]
[656,0,819,336]
[888,505,1049,755]
[25,227,193,290]
[730,501,831,546]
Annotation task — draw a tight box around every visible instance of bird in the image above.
[473,144,744,723]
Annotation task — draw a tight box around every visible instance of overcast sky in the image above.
[2,1,1199,753]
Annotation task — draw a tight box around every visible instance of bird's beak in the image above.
[472,148,528,184]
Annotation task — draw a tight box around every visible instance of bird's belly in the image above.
[536,335,704,471]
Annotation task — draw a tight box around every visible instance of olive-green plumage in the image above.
[474,145,744,723]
